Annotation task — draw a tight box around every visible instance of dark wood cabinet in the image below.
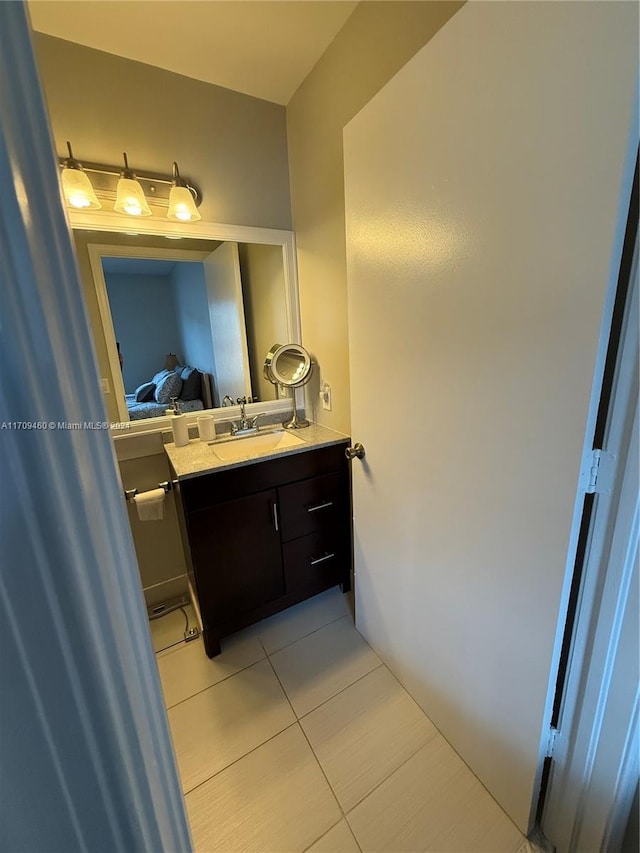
[172,442,352,657]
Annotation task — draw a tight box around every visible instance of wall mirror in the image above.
[69,210,301,432]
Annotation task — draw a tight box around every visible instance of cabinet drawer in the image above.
[278,472,345,542]
[283,530,344,596]
[179,443,349,512]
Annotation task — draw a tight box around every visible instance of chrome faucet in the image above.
[250,412,269,430]
[216,396,267,437]
[236,396,250,430]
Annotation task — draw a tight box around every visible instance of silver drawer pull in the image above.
[310,552,335,566]
[273,503,279,532]
[307,501,333,513]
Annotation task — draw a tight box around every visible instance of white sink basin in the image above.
[211,429,305,462]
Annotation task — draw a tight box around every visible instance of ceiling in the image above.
[27,0,359,105]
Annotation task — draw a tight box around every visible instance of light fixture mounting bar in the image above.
[57,158,202,209]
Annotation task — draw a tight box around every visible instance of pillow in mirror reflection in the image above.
[154,371,183,404]
[134,381,155,403]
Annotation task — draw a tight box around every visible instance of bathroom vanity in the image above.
[166,424,352,657]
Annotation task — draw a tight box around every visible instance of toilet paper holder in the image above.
[124,479,178,503]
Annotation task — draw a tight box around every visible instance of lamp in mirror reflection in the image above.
[58,141,202,220]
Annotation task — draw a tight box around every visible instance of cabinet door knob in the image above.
[345,443,365,460]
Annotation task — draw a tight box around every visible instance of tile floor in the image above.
[154,586,528,853]
[150,602,200,653]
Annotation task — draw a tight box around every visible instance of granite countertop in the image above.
[164,422,350,479]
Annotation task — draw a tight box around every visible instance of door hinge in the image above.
[585,448,602,494]
[582,448,616,495]
[546,726,559,758]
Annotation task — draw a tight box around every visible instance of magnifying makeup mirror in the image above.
[264,343,313,429]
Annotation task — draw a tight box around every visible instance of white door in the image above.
[344,1,638,834]
[203,241,251,403]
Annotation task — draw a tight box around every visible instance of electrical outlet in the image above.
[320,381,332,411]
[100,378,110,394]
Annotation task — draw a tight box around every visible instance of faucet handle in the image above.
[251,412,268,430]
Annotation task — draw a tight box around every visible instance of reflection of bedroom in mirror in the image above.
[73,229,294,424]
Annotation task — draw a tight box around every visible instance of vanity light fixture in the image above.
[114,152,152,217]
[57,142,202,220]
[167,162,201,222]
[60,141,102,210]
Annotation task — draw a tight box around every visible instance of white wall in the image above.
[287,1,464,433]
[344,0,638,833]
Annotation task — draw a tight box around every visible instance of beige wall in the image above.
[33,33,291,230]
[120,453,188,606]
[33,35,292,606]
[238,243,289,403]
[287,1,464,433]
[32,8,465,607]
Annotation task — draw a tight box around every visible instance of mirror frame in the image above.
[264,343,313,387]
[68,208,301,436]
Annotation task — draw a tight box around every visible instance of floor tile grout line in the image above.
[255,649,417,829]
[265,655,350,843]
[292,661,385,721]
[342,811,365,853]
[263,652,381,853]
[300,817,345,853]
[181,719,299,798]
[301,816,363,853]
[157,587,347,662]
[161,596,353,710]
[289,657,441,822]
[264,653,298,718]
[355,637,526,838]
[155,638,190,659]
[163,651,268,711]
[343,727,441,817]
[298,722,367,853]
[262,608,353,657]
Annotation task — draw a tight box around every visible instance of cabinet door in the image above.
[187,489,283,636]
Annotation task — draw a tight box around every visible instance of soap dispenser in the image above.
[167,397,189,447]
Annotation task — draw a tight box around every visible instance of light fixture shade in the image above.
[61,166,102,209]
[114,177,152,216]
[167,185,201,221]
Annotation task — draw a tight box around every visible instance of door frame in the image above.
[0,4,192,849]
[538,157,639,849]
